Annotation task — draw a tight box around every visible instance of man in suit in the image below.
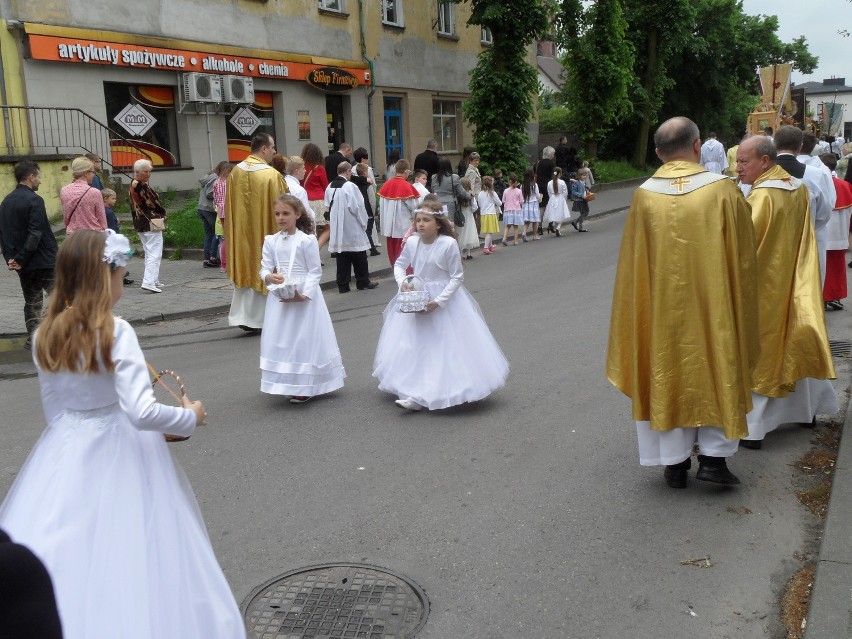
[413,139,441,193]
[324,143,351,183]
[774,125,833,287]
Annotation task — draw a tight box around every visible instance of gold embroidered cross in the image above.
[670,177,692,193]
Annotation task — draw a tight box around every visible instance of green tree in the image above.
[445,0,558,174]
[558,0,634,159]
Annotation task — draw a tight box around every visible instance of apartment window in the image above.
[382,0,403,26]
[437,1,455,36]
[318,0,345,12]
[481,27,493,45]
[432,100,459,152]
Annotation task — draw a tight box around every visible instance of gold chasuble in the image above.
[747,165,835,396]
[606,162,759,439]
[225,155,288,292]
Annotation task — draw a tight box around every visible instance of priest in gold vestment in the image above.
[734,136,837,449]
[225,133,287,330]
[607,117,759,488]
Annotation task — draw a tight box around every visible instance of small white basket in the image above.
[268,275,305,301]
[396,275,430,313]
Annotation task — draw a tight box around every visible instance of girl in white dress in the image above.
[520,168,541,241]
[457,176,480,259]
[260,194,345,403]
[373,207,509,411]
[0,230,246,639]
[542,167,571,237]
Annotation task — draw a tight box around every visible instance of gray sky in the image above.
[740,0,849,85]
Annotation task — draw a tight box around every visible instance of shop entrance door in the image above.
[383,98,403,162]
[326,96,345,153]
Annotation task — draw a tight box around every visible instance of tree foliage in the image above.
[553,0,820,168]
[558,0,634,159]
[447,0,558,174]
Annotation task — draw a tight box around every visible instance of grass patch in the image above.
[780,564,815,638]
[591,160,654,184]
[162,197,204,249]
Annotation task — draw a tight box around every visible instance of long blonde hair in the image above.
[36,231,115,372]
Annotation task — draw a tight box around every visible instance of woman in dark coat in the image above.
[535,146,556,233]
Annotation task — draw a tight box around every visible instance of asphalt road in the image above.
[1,212,844,638]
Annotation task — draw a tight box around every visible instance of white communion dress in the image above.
[259,229,346,396]
[542,179,572,225]
[373,234,509,409]
[0,318,246,639]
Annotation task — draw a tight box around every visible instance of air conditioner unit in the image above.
[222,76,255,104]
[182,73,222,103]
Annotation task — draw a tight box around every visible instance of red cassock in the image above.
[824,177,852,302]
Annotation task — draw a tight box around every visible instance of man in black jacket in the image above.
[0,161,57,349]
[413,139,441,192]
[324,143,352,183]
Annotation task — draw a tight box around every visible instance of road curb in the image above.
[804,386,852,639]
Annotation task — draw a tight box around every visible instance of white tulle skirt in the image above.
[0,404,246,639]
[373,281,509,409]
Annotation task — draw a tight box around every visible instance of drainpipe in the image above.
[358,0,376,162]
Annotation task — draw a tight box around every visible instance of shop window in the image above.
[481,27,493,45]
[432,100,459,153]
[437,1,455,36]
[226,92,276,162]
[104,83,180,169]
[382,0,403,27]
[318,0,345,13]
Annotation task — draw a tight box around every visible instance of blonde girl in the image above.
[1,230,246,639]
[476,175,502,254]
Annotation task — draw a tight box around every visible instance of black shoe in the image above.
[338,287,351,294]
[739,439,762,450]
[357,281,379,290]
[571,221,579,231]
[554,228,561,237]
[123,276,134,286]
[663,458,691,489]
[238,325,261,334]
[370,248,381,256]
[696,456,740,485]
[578,228,588,232]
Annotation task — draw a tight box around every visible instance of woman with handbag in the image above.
[300,143,331,251]
[129,159,167,293]
[431,158,469,223]
[60,156,107,234]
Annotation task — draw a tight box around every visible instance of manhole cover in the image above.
[830,341,852,358]
[242,563,429,639]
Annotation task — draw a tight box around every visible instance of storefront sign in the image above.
[229,107,260,136]
[305,67,359,93]
[27,34,369,85]
[114,103,156,137]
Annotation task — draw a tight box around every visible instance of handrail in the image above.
[0,105,153,180]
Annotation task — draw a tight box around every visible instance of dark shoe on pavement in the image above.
[571,221,579,231]
[123,276,134,286]
[338,286,351,294]
[696,455,740,485]
[203,259,215,268]
[370,248,381,256]
[238,325,261,334]
[289,396,313,404]
[663,458,691,489]
[739,439,762,450]
[357,281,379,290]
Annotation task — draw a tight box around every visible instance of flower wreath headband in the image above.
[414,206,449,217]
[103,229,134,270]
